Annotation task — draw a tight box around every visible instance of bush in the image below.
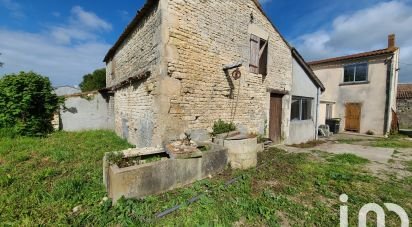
[212,119,236,136]
[0,71,60,136]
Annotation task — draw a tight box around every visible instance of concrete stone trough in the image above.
[103,143,228,203]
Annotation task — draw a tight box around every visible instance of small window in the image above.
[326,104,333,120]
[250,34,268,75]
[343,63,368,83]
[291,96,313,121]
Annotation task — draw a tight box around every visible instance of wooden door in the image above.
[269,94,283,143]
[345,103,361,132]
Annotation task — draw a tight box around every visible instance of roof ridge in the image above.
[308,47,398,66]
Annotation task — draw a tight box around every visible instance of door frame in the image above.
[269,93,284,143]
[345,102,362,132]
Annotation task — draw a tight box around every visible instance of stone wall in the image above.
[59,92,114,131]
[397,98,412,129]
[107,2,163,147]
[162,0,293,142]
[106,0,294,146]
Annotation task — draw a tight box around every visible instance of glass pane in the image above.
[355,63,368,82]
[344,65,355,82]
[291,98,300,121]
[301,99,312,120]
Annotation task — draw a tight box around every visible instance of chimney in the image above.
[388,34,396,48]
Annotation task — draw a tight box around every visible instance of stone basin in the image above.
[103,142,228,204]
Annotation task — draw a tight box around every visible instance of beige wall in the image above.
[106,0,294,146]
[106,3,163,147]
[287,58,319,144]
[313,51,399,135]
[162,0,293,142]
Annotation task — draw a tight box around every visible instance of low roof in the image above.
[398,84,412,99]
[103,0,291,62]
[308,47,398,66]
[291,48,325,92]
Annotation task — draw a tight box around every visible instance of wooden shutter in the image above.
[250,34,260,74]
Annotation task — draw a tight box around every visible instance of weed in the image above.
[327,154,369,165]
[290,140,325,148]
[212,119,236,136]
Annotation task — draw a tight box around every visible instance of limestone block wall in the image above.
[107,2,163,147]
[163,0,293,141]
[397,98,412,129]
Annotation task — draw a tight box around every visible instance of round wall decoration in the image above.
[232,68,241,80]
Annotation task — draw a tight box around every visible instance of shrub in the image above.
[212,119,236,136]
[0,71,60,136]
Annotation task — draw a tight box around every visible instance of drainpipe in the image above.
[383,56,393,135]
[315,87,320,140]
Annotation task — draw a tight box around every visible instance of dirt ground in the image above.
[278,133,412,179]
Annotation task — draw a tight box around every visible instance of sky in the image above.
[0,0,411,86]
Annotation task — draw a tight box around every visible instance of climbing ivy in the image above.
[0,71,60,136]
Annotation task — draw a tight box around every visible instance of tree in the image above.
[0,71,60,136]
[79,68,106,92]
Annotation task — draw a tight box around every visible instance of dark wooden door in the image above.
[345,103,361,132]
[269,94,283,143]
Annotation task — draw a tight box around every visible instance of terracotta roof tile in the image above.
[398,84,412,99]
[308,47,398,66]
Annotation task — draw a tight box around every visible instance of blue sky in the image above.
[0,0,411,86]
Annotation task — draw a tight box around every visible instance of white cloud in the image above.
[0,6,112,86]
[294,0,412,82]
[0,0,25,19]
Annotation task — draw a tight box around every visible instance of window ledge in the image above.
[291,119,313,123]
[339,81,370,86]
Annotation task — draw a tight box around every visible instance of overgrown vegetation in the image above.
[0,131,133,225]
[79,68,106,92]
[1,132,411,226]
[371,134,412,148]
[0,71,60,136]
[212,119,236,136]
[290,140,326,148]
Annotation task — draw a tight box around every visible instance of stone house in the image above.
[397,84,412,129]
[103,0,324,147]
[309,34,400,135]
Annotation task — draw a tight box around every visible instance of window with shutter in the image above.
[259,39,268,76]
[250,34,260,74]
[250,34,268,75]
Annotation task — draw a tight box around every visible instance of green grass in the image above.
[0,130,133,225]
[372,139,412,148]
[1,132,411,226]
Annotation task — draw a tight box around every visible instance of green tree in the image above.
[0,71,60,136]
[79,68,106,92]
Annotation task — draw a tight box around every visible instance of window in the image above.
[250,34,268,75]
[326,104,333,120]
[344,63,368,83]
[291,96,313,121]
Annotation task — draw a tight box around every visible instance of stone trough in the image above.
[103,143,228,204]
[214,132,261,169]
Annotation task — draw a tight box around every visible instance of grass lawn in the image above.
[1,131,411,226]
